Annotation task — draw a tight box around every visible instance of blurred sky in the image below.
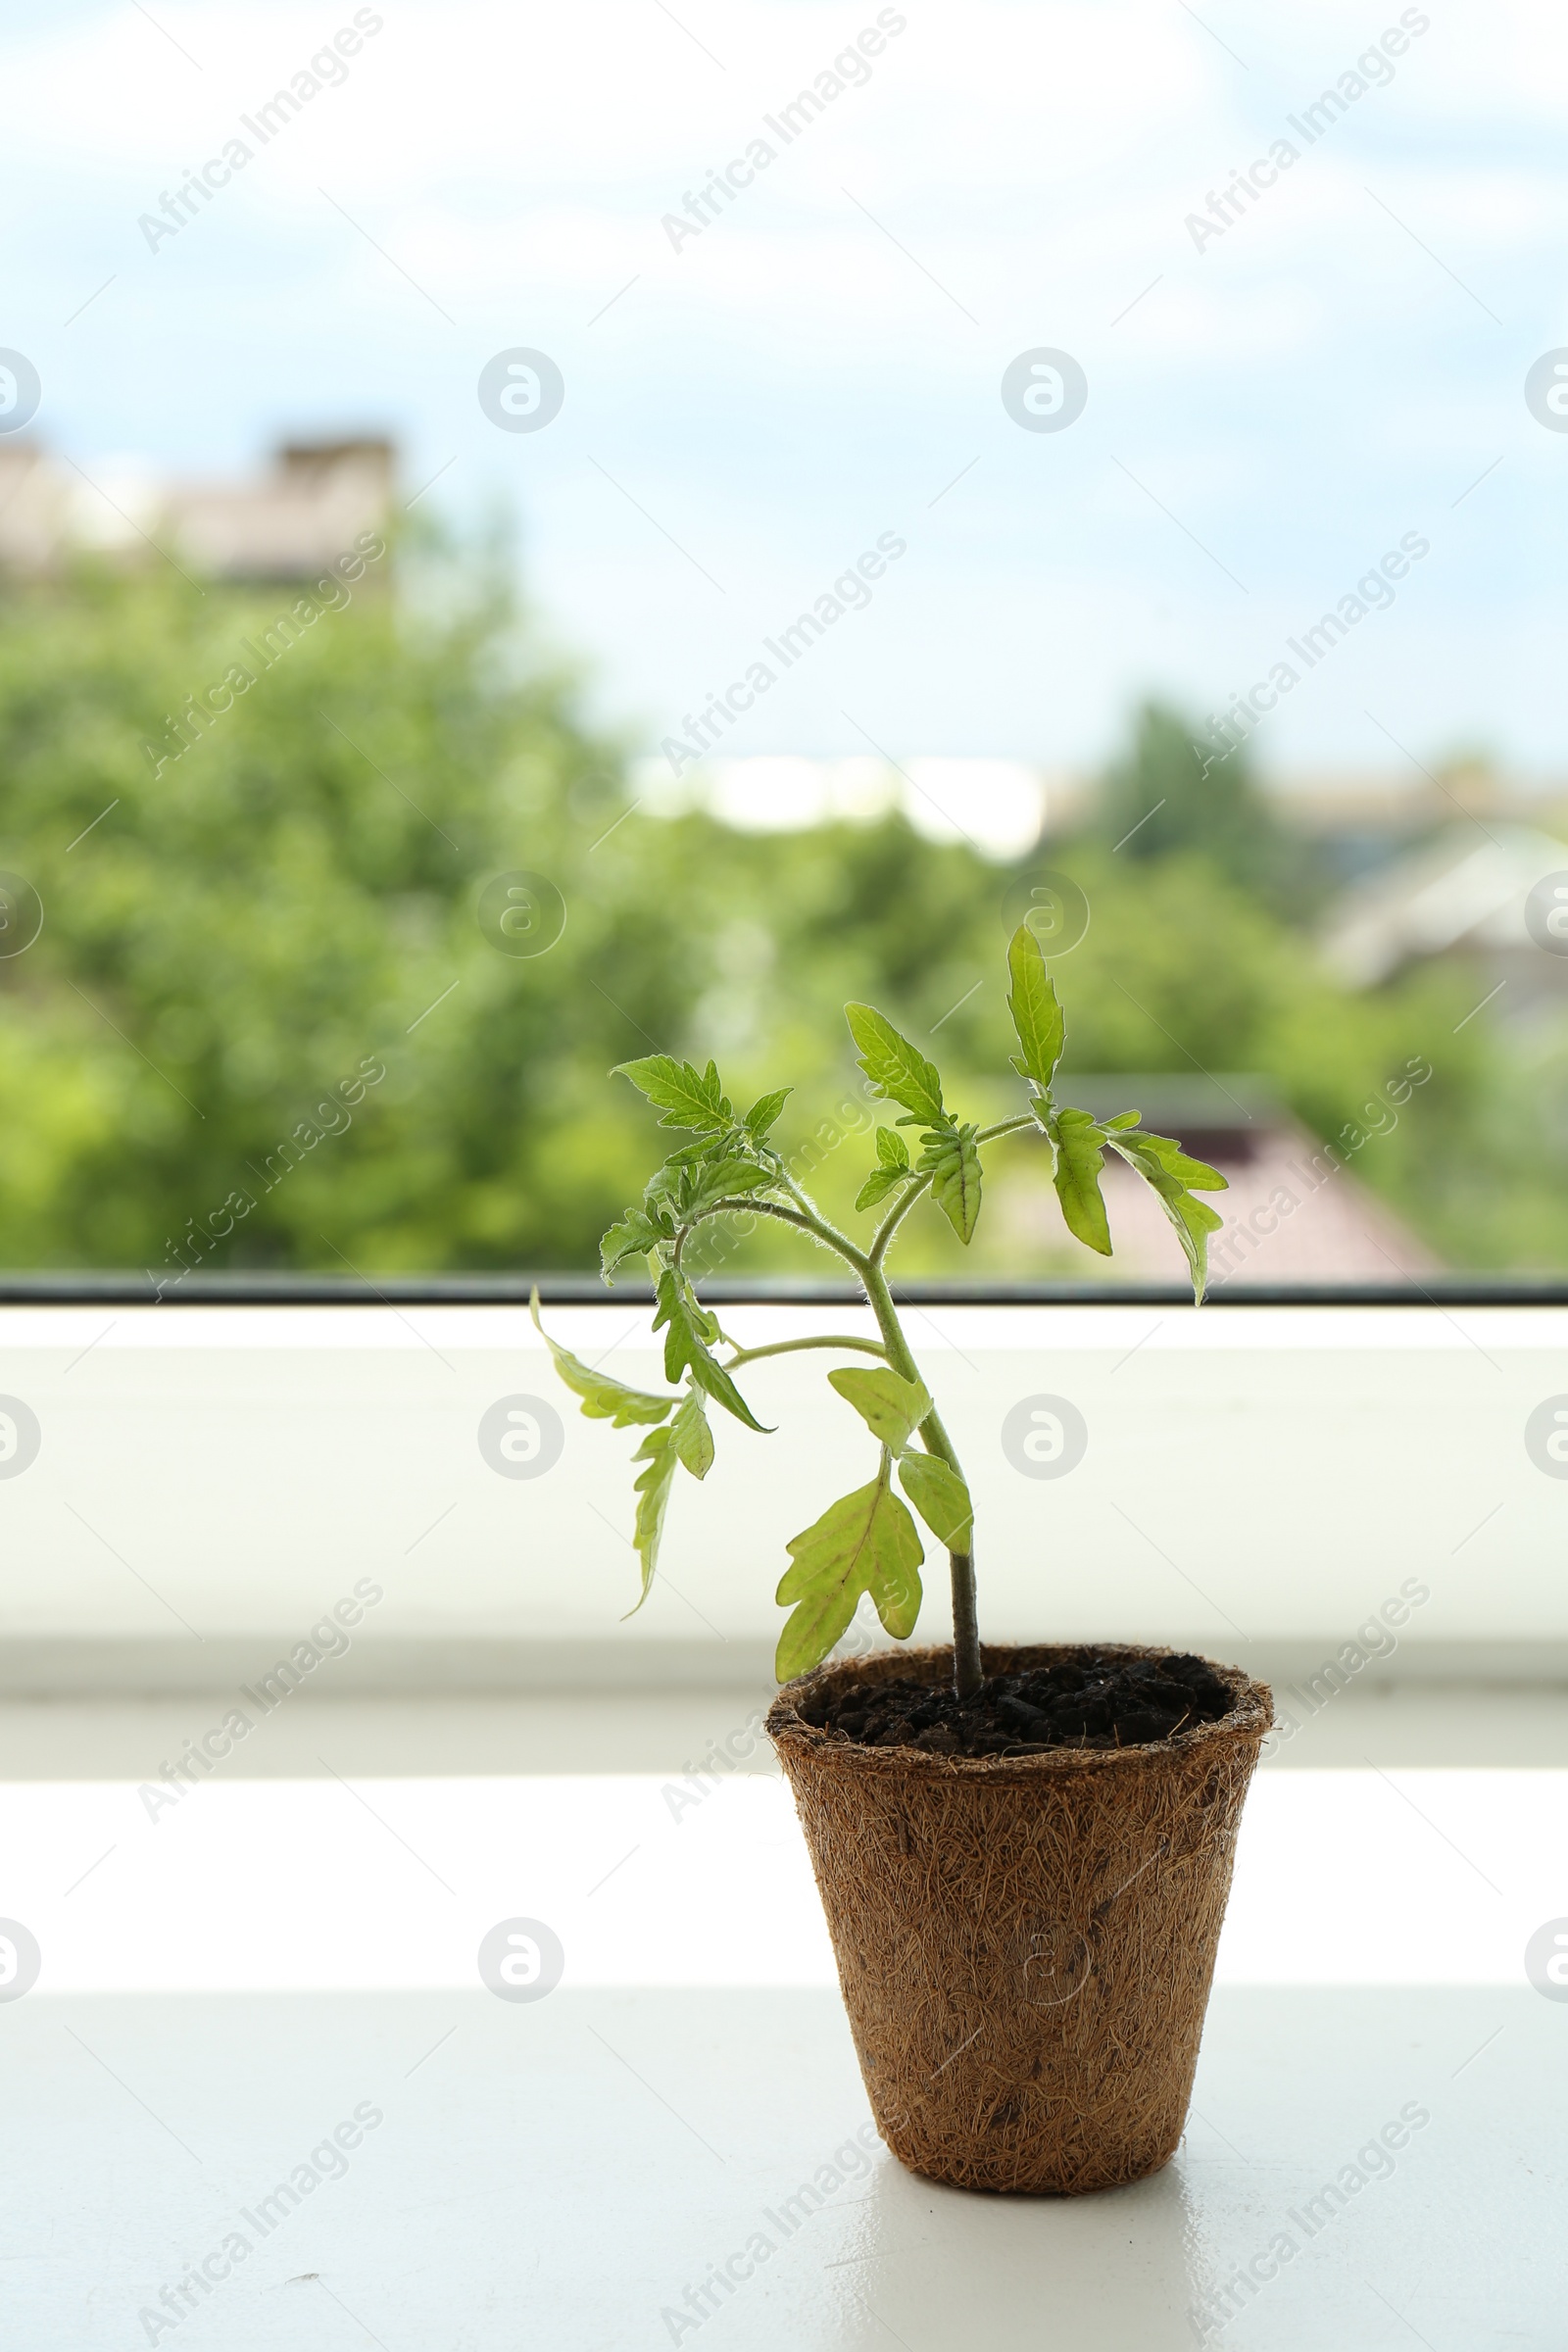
[5,0,1568,774]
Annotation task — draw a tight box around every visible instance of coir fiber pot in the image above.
[767,1640,1272,2195]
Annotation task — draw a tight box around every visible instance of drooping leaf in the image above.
[1005,923,1065,1093]
[1106,1127,1227,1302]
[898,1451,974,1551]
[625,1424,679,1614]
[612,1054,732,1133]
[919,1123,983,1244]
[600,1208,665,1281]
[530,1290,676,1426]
[844,1004,949,1129]
[653,1267,772,1433]
[1047,1105,1112,1256]
[671,1386,714,1479]
[1113,1125,1227,1194]
[743,1088,793,1137]
[828,1365,931,1450]
[774,1468,924,1680]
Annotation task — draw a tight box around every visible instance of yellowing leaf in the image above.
[774,1468,924,1681]
[898,1451,974,1550]
[828,1365,931,1450]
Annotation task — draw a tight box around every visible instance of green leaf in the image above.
[854,1166,906,1212]
[1047,1105,1112,1256]
[653,1267,772,1433]
[1106,1128,1227,1302]
[530,1289,676,1426]
[625,1424,678,1615]
[897,1452,974,1550]
[919,1122,982,1245]
[599,1208,664,1280]
[844,1003,949,1129]
[671,1387,714,1479]
[774,1467,924,1680]
[1113,1126,1227,1193]
[743,1088,792,1137]
[828,1365,931,1450]
[612,1054,732,1133]
[855,1121,914,1211]
[1005,923,1065,1093]
[681,1156,778,1220]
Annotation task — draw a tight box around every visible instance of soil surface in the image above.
[799,1652,1234,1759]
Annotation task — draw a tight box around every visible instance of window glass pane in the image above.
[1,4,1555,1288]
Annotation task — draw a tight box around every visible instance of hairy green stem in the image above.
[976,1110,1039,1147]
[722,1334,889,1370]
[868,1171,931,1266]
[866,1111,1039,1267]
[699,1195,867,1267]
[687,1132,1051,1702]
[857,1256,982,1701]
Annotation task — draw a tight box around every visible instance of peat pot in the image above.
[766,1641,1272,2195]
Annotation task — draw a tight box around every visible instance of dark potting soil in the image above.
[799,1652,1235,1759]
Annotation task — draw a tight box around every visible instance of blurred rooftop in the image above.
[0,435,394,582]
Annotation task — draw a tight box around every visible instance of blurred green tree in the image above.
[0,569,1557,1277]
[1090,698,1321,913]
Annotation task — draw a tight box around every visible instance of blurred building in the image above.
[1320,823,1568,1026]
[0,437,394,583]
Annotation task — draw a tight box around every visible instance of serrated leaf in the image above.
[681,1156,778,1221]
[671,1386,714,1479]
[600,1208,663,1280]
[653,1267,772,1433]
[854,1166,906,1212]
[625,1424,678,1615]
[743,1088,792,1137]
[919,1122,983,1245]
[897,1451,974,1550]
[774,1467,924,1680]
[1005,923,1065,1093]
[1106,1128,1227,1302]
[875,1126,911,1171]
[1047,1105,1112,1255]
[612,1054,732,1133]
[828,1365,931,1450]
[530,1289,676,1426]
[1115,1126,1227,1193]
[844,1003,949,1129]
